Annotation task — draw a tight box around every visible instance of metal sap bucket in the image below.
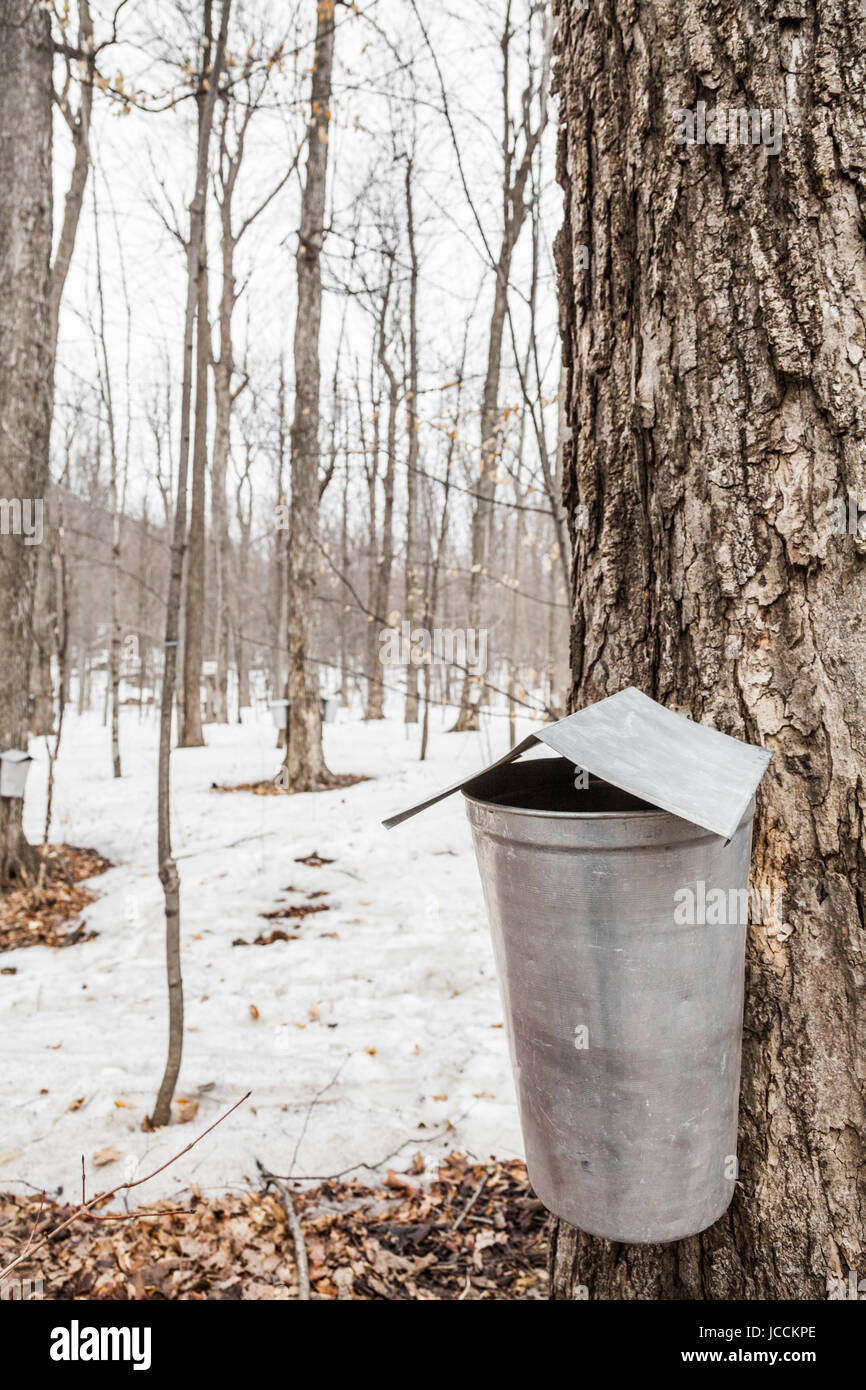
[463,757,754,1245]
[383,687,773,1244]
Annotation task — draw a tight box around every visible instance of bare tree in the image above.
[402,150,421,725]
[365,255,399,722]
[91,178,128,777]
[180,0,214,749]
[233,437,254,718]
[358,350,382,719]
[283,0,337,790]
[419,364,465,761]
[449,2,550,730]
[0,1,54,885]
[211,41,298,725]
[50,0,97,347]
[151,0,231,1130]
[0,0,117,882]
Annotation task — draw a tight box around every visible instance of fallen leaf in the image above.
[249,1004,259,1020]
[92,1146,122,1167]
[67,1096,85,1112]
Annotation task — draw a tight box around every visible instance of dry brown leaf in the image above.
[92,1146,122,1167]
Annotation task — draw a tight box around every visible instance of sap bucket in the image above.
[383,688,773,1244]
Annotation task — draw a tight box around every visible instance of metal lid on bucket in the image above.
[383,687,773,841]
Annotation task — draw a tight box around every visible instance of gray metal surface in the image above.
[534,687,772,841]
[383,687,772,840]
[382,734,539,829]
[464,763,754,1244]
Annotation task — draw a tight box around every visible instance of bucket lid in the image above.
[0,749,33,764]
[382,686,773,841]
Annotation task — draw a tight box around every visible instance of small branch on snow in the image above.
[0,1090,250,1283]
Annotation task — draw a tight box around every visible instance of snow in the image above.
[1,704,533,1204]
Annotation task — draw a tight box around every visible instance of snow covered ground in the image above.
[1,703,537,1204]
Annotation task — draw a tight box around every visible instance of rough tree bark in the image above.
[284,0,336,790]
[0,1,53,886]
[549,0,865,1299]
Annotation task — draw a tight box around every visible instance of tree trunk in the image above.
[211,106,237,728]
[361,358,381,719]
[274,363,289,705]
[403,156,421,724]
[93,175,124,776]
[338,451,350,707]
[283,0,336,790]
[49,1,94,348]
[180,10,213,750]
[151,0,229,1129]
[137,506,150,714]
[451,247,511,733]
[367,315,397,723]
[180,244,209,747]
[0,1,53,886]
[211,270,232,728]
[452,8,548,732]
[549,0,865,1299]
[29,542,55,737]
[235,462,252,718]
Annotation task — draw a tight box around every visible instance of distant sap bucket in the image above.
[269,698,336,728]
[269,699,290,729]
[321,697,338,725]
[0,749,33,799]
[383,688,773,1243]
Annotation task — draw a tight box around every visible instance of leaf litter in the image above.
[0,1153,547,1300]
[0,845,112,954]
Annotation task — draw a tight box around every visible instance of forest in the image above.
[0,0,863,1332]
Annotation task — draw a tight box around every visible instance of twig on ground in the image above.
[0,1090,250,1282]
[453,1170,489,1230]
[256,1160,310,1300]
